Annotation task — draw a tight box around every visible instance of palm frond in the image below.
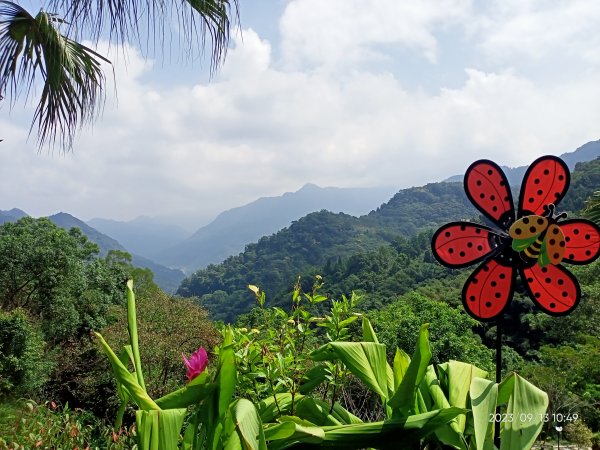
[0,0,110,150]
[583,190,600,226]
[49,0,239,70]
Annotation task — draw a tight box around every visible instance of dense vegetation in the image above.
[1,158,599,448]
[181,158,600,322]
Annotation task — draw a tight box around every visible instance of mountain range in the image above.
[444,140,600,184]
[155,184,398,272]
[2,139,598,304]
[179,155,600,321]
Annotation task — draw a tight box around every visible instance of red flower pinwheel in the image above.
[432,155,600,321]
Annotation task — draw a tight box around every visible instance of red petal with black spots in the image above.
[519,156,569,216]
[462,259,515,321]
[521,264,580,316]
[464,160,515,229]
[561,219,600,265]
[432,222,499,268]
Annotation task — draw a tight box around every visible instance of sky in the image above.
[2,0,600,230]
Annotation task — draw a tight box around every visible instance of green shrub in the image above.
[0,399,136,449]
[0,309,51,396]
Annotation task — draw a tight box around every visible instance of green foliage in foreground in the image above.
[96,280,548,449]
[0,399,136,449]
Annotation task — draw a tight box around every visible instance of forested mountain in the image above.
[48,213,186,293]
[444,140,600,184]
[158,183,397,272]
[179,157,600,322]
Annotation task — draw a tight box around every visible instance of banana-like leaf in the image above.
[393,348,410,392]
[294,396,362,426]
[136,409,187,450]
[388,324,432,414]
[446,361,488,432]
[309,408,467,450]
[94,332,159,410]
[470,377,497,450]
[361,317,379,343]
[218,330,237,418]
[155,371,215,409]
[423,365,466,449]
[224,399,266,450]
[265,418,325,450]
[126,279,146,391]
[498,373,548,450]
[258,393,297,423]
[311,341,388,402]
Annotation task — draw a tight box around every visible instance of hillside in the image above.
[179,158,600,322]
[158,183,397,272]
[47,213,185,293]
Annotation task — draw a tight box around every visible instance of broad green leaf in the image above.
[361,317,379,343]
[126,279,146,391]
[94,332,159,410]
[388,324,432,414]
[294,396,362,426]
[136,409,186,450]
[393,348,410,390]
[498,373,548,450]
[225,399,266,450]
[315,408,466,449]
[265,419,325,450]
[470,377,497,450]
[258,394,297,423]
[155,372,215,409]
[311,342,388,402]
[218,330,237,417]
[446,361,488,432]
[423,365,465,449]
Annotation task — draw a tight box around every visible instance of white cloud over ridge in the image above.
[1,1,600,226]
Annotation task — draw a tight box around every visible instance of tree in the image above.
[0,0,238,150]
[0,217,127,341]
[584,190,600,225]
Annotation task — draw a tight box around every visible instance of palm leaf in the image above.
[0,1,109,149]
[49,0,239,70]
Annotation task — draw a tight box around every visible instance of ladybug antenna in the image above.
[544,204,555,217]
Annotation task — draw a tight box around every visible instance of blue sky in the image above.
[1,0,600,229]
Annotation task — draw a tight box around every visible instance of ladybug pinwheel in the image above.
[432,155,600,321]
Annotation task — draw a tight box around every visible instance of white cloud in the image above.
[1,6,600,228]
[477,0,600,65]
[279,0,473,68]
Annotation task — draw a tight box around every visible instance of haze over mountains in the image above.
[444,140,600,184]
[2,139,599,298]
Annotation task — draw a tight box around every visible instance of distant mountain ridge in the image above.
[47,213,185,293]
[444,140,600,184]
[179,156,600,322]
[157,184,398,272]
[87,216,190,260]
[0,208,28,225]
[0,210,185,293]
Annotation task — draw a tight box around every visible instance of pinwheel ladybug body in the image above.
[432,155,600,322]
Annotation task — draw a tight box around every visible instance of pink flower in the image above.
[182,347,208,382]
